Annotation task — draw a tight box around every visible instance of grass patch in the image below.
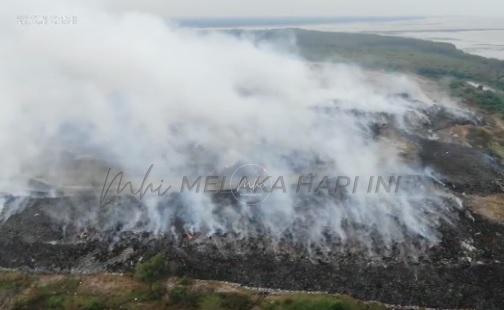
[13,278,80,309]
[71,297,107,310]
[1,271,387,310]
[262,294,386,310]
[219,293,255,310]
[169,286,201,308]
[199,294,223,310]
[199,293,255,310]
[103,281,163,306]
[0,272,32,293]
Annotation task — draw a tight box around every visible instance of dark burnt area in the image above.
[419,139,504,194]
[2,106,504,309]
[0,196,504,309]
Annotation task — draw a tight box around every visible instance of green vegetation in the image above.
[134,253,170,283]
[168,285,254,309]
[169,286,200,308]
[0,272,32,292]
[0,268,387,310]
[290,29,504,90]
[265,297,351,310]
[13,278,84,310]
[232,29,504,112]
[199,294,223,310]
[263,295,386,310]
[449,80,504,112]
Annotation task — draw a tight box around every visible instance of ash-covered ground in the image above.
[1,97,503,309]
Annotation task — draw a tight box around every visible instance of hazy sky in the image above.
[101,0,504,17]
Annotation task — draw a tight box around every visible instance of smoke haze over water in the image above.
[0,1,467,253]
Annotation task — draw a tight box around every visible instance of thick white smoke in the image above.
[0,1,464,253]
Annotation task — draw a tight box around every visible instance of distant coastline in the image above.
[174,16,423,28]
[174,16,504,60]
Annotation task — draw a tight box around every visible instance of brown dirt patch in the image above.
[468,194,504,224]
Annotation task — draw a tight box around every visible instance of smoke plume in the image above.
[0,0,466,253]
